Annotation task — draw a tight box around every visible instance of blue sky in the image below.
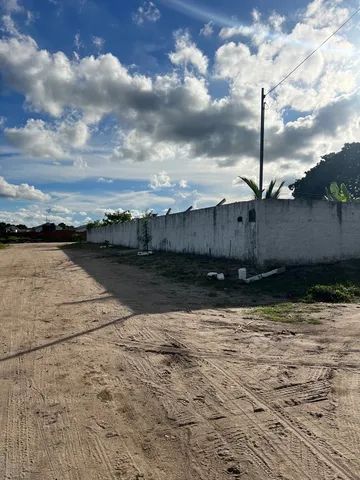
[0,0,359,226]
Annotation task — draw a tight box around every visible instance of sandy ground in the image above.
[0,243,359,480]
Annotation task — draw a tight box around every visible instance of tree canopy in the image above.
[289,143,360,199]
[102,210,132,225]
[87,210,133,230]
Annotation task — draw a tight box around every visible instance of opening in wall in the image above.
[249,209,256,222]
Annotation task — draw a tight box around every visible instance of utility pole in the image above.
[259,87,265,196]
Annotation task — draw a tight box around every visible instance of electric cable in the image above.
[266,5,360,96]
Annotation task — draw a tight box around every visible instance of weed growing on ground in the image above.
[252,303,321,324]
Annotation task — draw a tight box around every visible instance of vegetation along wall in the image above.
[87,199,360,266]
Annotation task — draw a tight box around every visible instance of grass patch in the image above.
[0,242,7,249]
[305,283,360,303]
[252,303,321,325]
[248,261,360,303]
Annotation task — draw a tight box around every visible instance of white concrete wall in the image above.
[256,200,360,265]
[87,199,360,266]
[88,201,257,262]
[87,220,139,248]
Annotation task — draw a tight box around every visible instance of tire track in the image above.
[117,343,315,479]
[207,358,358,480]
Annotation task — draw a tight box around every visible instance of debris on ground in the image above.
[207,272,225,280]
[244,267,286,284]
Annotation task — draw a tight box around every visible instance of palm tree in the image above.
[239,177,285,200]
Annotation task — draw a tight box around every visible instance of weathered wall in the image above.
[88,201,257,262]
[256,200,360,265]
[87,200,360,265]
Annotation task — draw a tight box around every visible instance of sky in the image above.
[0,0,359,226]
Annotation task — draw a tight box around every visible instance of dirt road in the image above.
[0,243,359,480]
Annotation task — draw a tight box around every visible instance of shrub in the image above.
[306,283,360,303]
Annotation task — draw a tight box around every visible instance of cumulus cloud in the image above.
[179,179,188,188]
[169,30,208,75]
[132,1,160,25]
[149,171,174,189]
[0,176,50,201]
[5,119,89,159]
[0,0,359,178]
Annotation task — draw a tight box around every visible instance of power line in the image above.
[266,5,360,96]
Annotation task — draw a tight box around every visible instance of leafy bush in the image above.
[87,211,133,230]
[102,210,132,225]
[306,283,360,303]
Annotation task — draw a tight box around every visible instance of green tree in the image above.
[86,220,102,230]
[289,143,360,199]
[102,210,132,225]
[141,209,156,218]
[239,177,285,199]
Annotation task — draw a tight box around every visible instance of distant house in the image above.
[32,222,56,233]
[5,225,19,234]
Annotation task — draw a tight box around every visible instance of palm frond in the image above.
[273,180,285,199]
[265,179,276,199]
[239,176,263,199]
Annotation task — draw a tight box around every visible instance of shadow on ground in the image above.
[61,243,360,315]
[59,244,294,315]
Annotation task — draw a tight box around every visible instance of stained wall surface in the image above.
[88,200,360,265]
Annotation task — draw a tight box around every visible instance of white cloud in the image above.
[48,205,71,214]
[74,32,82,51]
[133,1,160,25]
[0,205,75,226]
[92,35,104,52]
[169,30,208,75]
[5,119,89,159]
[97,177,113,183]
[1,1,35,28]
[0,0,359,195]
[0,0,22,13]
[149,171,174,189]
[179,179,188,188]
[304,0,349,28]
[73,156,88,169]
[200,21,214,37]
[1,13,20,35]
[0,176,50,201]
